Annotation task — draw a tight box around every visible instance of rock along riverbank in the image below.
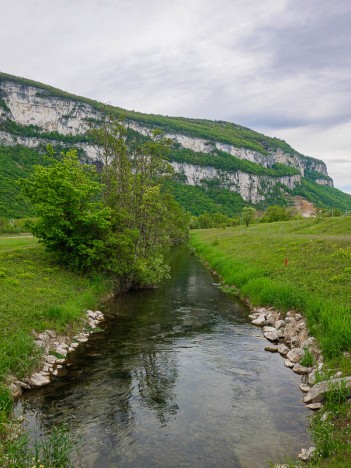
[249,305,351,464]
[8,309,105,400]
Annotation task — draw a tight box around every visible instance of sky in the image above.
[1,0,350,192]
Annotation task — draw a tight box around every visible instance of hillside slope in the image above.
[1,71,350,217]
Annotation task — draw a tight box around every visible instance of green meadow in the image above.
[0,236,110,430]
[190,217,351,360]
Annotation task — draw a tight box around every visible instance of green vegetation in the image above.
[21,120,189,288]
[300,347,314,367]
[260,205,300,223]
[0,236,110,464]
[165,180,248,216]
[21,147,111,273]
[2,71,351,218]
[305,169,333,183]
[190,217,351,358]
[294,179,351,211]
[241,207,256,227]
[169,147,300,177]
[0,238,109,381]
[190,216,351,465]
[0,146,47,218]
[2,424,75,468]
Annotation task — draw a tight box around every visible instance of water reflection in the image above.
[18,246,310,467]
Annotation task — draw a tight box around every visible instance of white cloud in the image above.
[0,0,350,192]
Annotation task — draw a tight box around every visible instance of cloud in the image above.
[0,0,350,191]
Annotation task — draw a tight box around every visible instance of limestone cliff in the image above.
[0,73,335,207]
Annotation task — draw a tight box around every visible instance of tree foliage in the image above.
[21,148,111,271]
[21,120,189,289]
[90,118,188,288]
[241,207,256,227]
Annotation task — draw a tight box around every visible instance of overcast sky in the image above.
[1,0,350,192]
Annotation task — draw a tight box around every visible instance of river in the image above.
[16,246,311,467]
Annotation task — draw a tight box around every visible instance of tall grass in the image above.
[0,425,76,468]
[190,218,351,362]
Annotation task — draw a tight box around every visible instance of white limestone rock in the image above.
[286,347,303,363]
[29,373,50,387]
[298,447,316,461]
[263,328,279,342]
[284,359,294,369]
[304,377,351,404]
[251,315,267,326]
[306,403,323,411]
[293,363,313,375]
[46,355,57,365]
[300,383,310,393]
[275,320,286,330]
[277,344,289,356]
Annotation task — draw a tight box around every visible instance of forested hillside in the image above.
[1,71,351,218]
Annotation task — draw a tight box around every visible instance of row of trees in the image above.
[189,206,302,229]
[21,118,189,290]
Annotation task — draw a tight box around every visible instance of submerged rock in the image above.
[264,345,278,353]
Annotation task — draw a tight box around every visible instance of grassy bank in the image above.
[0,236,111,465]
[190,216,351,465]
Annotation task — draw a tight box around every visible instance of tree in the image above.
[241,207,256,227]
[22,120,188,288]
[90,117,188,288]
[21,147,111,272]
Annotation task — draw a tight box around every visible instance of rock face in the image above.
[170,162,302,204]
[0,75,334,208]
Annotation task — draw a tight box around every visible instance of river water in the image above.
[17,246,311,467]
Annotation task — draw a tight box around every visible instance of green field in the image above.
[190,217,351,359]
[190,216,351,465]
[0,236,110,428]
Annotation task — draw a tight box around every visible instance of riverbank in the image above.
[0,236,111,465]
[190,216,351,466]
